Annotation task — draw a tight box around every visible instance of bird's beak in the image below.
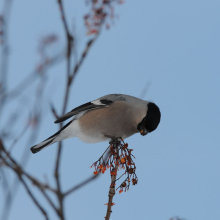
[140,129,148,136]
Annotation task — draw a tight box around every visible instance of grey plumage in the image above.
[30,94,161,154]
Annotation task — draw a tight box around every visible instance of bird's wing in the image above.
[54,98,117,123]
[97,94,126,102]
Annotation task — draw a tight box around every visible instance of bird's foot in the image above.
[106,135,121,145]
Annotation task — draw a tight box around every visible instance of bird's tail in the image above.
[30,137,57,154]
[30,121,72,154]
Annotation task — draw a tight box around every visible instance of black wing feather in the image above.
[54,100,113,123]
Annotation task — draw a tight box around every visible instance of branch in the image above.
[57,0,73,59]
[53,2,74,219]
[0,51,64,101]
[50,103,60,120]
[54,141,65,220]
[18,175,49,220]
[71,35,98,80]
[64,173,100,196]
[0,140,49,220]
[54,3,98,220]
[1,155,61,219]
[0,0,13,117]
[0,138,56,194]
[105,143,119,220]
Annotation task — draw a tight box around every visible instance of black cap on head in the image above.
[137,102,161,135]
[145,102,161,132]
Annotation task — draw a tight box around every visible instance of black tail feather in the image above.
[30,121,72,154]
[30,138,55,154]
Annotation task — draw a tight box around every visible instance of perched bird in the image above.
[30,94,161,154]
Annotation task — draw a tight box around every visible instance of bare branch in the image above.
[0,51,64,101]
[64,173,100,196]
[71,36,98,80]
[0,138,57,193]
[0,139,49,220]
[8,117,30,152]
[0,0,13,116]
[54,1,76,219]
[50,103,60,120]
[64,150,110,196]
[57,0,73,59]
[18,175,49,220]
[105,143,119,220]
[54,140,65,220]
[53,4,100,220]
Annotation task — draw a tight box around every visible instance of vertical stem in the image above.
[54,1,73,219]
[105,142,119,220]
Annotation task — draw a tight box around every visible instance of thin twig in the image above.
[54,1,74,219]
[54,3,100,220]
[0,0,13,117]
[0,140,49,220]
[0,51,64,101]
[2,161,58,217]
[50,103,60,120]
[54,29,99,190]
[2,97,43,220]
[105,142,119,220]
[64,173,100,196]
[71,35,98,80]
[64,150,110,196]
[8,118,30,152]
[18,175,49,220]
[54,141,65,220]
[38,189,58,215]
[0,139,57,194]
[23,171,57,193]
[57,0,73,59]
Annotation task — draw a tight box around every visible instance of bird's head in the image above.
[137,102,161,136]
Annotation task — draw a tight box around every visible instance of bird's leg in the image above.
[105,135,121,145]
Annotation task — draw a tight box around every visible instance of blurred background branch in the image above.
[0,0,13,116]
[0,0,126,220]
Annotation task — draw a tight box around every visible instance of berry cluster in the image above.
[84,0,125,35]
[91,139,138,193]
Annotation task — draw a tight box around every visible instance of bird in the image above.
[30,94,161,154]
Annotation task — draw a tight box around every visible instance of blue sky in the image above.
[1,0,220,220]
